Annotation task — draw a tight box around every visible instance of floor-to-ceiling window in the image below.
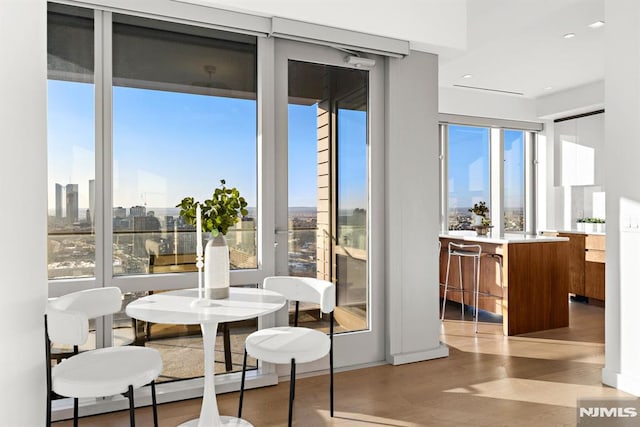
[47,4,95,280]
[47,1,388,417]
[111,14,257,276]
[46,3,260,404]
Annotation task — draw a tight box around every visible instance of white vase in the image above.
[473,215,483,226]
[204,234,229,299]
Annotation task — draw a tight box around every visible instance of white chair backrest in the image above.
[46,307,89,346]
[263,276,335,314]
[47,287,122,346]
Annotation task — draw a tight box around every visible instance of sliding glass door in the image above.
[275,39,384,367]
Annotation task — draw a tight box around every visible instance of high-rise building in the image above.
[130,205,146,217]
[113,206,127,218]
[55,183,63,218]
[65,183,78,223]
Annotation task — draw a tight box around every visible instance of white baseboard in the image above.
[602,367,640,397]
[387,342,449,365]
[51,370,278,422]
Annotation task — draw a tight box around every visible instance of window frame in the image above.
[47,7,268,297]
[440,122,537,235]
[47,3,277,420]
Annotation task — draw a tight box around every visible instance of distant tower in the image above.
[65,184,78,224]
[88,179,95,227]
[55,183,63,218]
[130,205,146,217]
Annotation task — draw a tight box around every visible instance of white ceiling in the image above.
[178,0,604,100]
[440,0,605,99]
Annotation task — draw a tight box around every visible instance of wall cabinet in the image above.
[554,112,605,187]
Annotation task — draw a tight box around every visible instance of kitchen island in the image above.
[439,232,570,336]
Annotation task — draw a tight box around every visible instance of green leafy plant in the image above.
[176,179,248,236]
[469,201,489,218]
[578,217,605,224]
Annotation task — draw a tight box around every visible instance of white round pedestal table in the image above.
[126,287,286,427]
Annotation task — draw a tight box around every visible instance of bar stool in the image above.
[484,252,504,318]
[441,242,482,332]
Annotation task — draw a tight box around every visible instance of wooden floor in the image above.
[55,300,627,426]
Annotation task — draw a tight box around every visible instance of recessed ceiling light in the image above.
[544,86,553,91]
[563,33,576,39]
[588,20,605,28]
[462,74,472,79]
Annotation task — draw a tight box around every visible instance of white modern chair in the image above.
[238,276,336,426]
[45,287,163,427]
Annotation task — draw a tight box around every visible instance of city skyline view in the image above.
[48,81,367,213]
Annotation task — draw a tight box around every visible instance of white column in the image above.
[602,0,640,396]
[385,51,449,364]
[0,0,48,423]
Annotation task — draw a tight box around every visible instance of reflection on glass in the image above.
[288,60,369,333]
[447,125,490,230]
[288,103,319,278]
[47,5,95,280]
[504,130,525,231]
[111,15,257,276]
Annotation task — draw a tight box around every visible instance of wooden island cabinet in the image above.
[439,233,570,336]
[545,231,606,303]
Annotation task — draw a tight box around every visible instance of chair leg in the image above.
[458,256,464,318]
[151,380,158,427]
[45,315,52,427]
[330,344,334,417]
[223,323,232,372]
[474,256,481,333]
[441,250,452,320]
[238,348,248,418]
[288,358,296,427]
[127,385,135,427]
[73,398,78,427]
[46,389,51,427]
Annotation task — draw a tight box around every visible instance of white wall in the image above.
[602,0,640,396]
[439,86,539,122]
[385,51,448,364]
[536,80,604,120]
[187,0,467,54]
[0,0,48,423]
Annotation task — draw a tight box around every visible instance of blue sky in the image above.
[48,80,367,212]
[448,125,524,210]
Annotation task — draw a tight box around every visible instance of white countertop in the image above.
[542,229,606,236]
[440,231,569,244]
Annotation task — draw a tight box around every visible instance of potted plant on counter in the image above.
[468,201,492,236]
[469,201,489,226]
[577,217,606,233]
